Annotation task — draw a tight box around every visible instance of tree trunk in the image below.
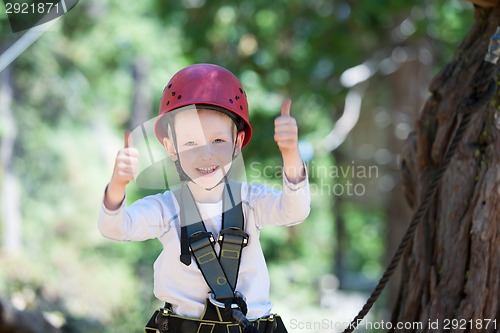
[386,51,429,310]
[393,6,500,332]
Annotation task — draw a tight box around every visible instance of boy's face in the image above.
[163,108,244,189]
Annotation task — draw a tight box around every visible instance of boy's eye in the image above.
[185,141,197,146]
[213,139,226,143]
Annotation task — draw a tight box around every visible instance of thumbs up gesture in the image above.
[274,98,305,183]
[103,131,139,210]
[274,98,299,156]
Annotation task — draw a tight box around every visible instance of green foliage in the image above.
[0,0,474,330]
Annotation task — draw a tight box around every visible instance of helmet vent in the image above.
[155,64,252,148]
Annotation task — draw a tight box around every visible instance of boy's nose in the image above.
[199,145,214,160]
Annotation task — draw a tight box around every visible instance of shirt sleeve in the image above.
[248,165,311,229]
[97,190,174,241]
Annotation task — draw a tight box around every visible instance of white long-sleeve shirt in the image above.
[97,176,310,319]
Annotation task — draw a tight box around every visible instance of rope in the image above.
[342,59,497,333]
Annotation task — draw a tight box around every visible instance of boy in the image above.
[98,64,310,332]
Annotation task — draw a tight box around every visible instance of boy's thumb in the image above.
[281,98,291,117]
[124,130,131,148]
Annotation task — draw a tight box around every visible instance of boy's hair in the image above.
[161,104,245,141]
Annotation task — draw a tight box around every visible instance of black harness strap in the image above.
[190,230,235,300]
[219,182,247,290]
[173,181,247,302]
[145,304,286,333]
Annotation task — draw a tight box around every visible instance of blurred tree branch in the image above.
[0,65,22,255]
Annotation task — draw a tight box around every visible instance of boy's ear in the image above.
[163,137,178,161]
[234,130,245,156]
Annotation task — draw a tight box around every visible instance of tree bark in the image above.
[394,6,500,333]
[386,51,429,310]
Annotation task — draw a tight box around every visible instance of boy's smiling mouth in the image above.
[196,165,219,175]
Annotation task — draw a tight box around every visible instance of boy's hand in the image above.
[104,142,139,210]
[274,99,305,184]
[274,98,299,156]
[110,147,139,187]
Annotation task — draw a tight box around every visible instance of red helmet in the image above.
[154,63,252,147]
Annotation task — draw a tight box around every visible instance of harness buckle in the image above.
[218,227,249,247]
[208,292,226,308]
[208,291,246,309]
[189,231,215,252]
[160,303,172,315]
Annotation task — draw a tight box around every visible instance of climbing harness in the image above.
[145,302,284,333]
[342,27,500,333]
[145,180,287,333]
